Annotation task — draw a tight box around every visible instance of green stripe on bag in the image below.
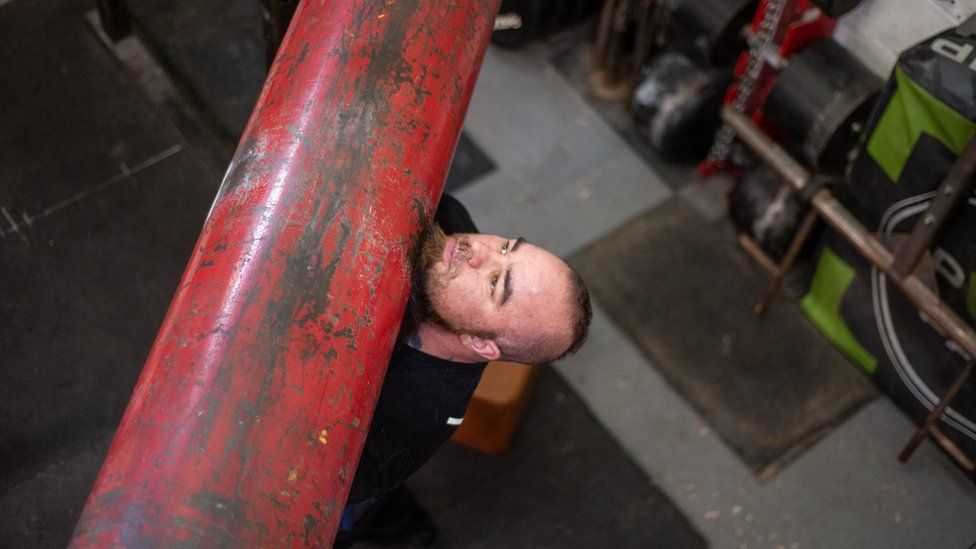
[867,66,976,182]
[801,247,878,373]
[969,273,976,320]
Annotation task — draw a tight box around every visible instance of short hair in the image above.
[559,267,592,360]
[497,266,592,364]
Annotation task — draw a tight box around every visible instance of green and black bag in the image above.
[802,18,976,472]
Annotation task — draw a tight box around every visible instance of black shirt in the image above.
[346,194,483,504]
[346,341,486,503]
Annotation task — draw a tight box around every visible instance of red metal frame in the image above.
[701,0,835,176]
[70,1,500,546]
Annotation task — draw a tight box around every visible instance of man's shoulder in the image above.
[389,339,438,367]
[385,340,486,389]
[389,341,469,374]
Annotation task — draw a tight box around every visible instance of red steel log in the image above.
[71,1,500,546]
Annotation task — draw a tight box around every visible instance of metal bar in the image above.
[589,0,634,101]
[725,104,808,188]
[723,106,976,359]
[754,208,818,316]
[738,233,779,274]
[724,107,893,267]
[593,0,619,68]
[927,425,976,471]
[70,1,500,546]
[891,137,976,277]
[898,361,975,469]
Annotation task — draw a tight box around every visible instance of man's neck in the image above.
[403,322,484,363]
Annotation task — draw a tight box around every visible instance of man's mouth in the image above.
[443,239,457,266]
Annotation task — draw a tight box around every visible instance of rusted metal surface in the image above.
[753,208,818,316]
[899,362,975,471]
[738,233,779,274]
[70,1,500,546]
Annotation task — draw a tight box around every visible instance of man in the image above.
[335,195,591,547]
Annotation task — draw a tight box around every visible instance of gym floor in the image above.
[1,1,975,547]
[455,38,976,548]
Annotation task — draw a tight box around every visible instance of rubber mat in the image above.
[126,0,266,139]
[570,196,876,479]
[407,365,707,548]
[444,132,496,194]
[0,0,220,496]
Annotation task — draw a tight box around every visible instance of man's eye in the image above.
[501,241,510,255]
[490,274,499,289]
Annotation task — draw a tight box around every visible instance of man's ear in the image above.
[459,334,501,361]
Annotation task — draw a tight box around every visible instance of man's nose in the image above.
[466,241,496,269]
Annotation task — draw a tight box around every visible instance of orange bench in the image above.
[450,361,536,454]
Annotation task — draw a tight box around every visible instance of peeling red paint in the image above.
[70,1,500,546]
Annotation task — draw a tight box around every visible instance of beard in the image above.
[403,223,468,335]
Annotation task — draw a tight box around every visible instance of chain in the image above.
[705,0,791,165]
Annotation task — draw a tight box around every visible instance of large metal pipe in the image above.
[71,1,499,546]
[723,106,976,360]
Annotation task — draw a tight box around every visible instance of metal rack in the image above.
[724,106,976,472]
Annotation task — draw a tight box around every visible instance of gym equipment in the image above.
[492,0,601,49]
[728,163,806,261]
[670,0,757,67]
[762,37,881,173]
[702,0,836,174]
[624,0,753,159]
[70,1,500,545]
[492,0,543,49]
[819,19,976,473]
[630,51,730,159]
[590,0,670,101]
[724,105,976,474]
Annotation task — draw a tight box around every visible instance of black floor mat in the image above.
[0,431,114,549]
[406,365,707,549]
[126,0,266,139]
[570,197,877,479]
[0,0,220,491]
[444,132,496,194]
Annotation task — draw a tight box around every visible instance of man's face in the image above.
[420,228,573,349]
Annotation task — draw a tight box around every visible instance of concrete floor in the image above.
[458,39,976,548]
